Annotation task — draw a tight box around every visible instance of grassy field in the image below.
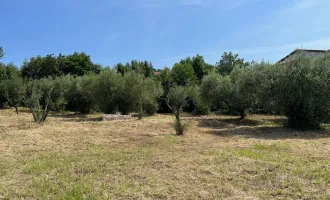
[0,109,330,199]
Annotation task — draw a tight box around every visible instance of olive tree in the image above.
[94,68,125,114]
[25,80,54,123]
[166,85,193,135]
[65,75,97,114]
[275,53,330,129]
[201,72,222,110]
[2,76,25,114]
[123,71,163,118]
[201,67,261,119]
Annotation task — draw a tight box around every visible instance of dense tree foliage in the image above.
[216,52,249,75]
[21,52,101,79]
[274,54,330,129]
[180,55,214,81]
[171,62,196,86]
[115,60,155,77]
[2,75,24,114]
[1,49,330,130]
[0,63,20,108]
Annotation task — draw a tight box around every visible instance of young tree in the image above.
[165,85,193,135]
[25,80,54,123]
[2,76,25,114]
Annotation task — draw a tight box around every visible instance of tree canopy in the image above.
[21,52,101,79]
[216,52,249,75]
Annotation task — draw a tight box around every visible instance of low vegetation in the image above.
[0,110,329,199]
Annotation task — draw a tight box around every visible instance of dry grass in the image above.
[0,108,330,199]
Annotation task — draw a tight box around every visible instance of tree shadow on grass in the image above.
[198,117,284,129]
[207,126,330,140]
[198,117,330,140]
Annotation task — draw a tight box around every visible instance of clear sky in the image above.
[1,0,329,68]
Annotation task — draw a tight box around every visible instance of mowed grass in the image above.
[0,109,330,199]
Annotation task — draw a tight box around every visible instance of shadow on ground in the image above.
[198,117,330,140]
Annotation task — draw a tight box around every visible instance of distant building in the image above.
[278,49,329,64]
[154,71,161,76]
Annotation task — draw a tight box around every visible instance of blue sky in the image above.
[1,0,329,68]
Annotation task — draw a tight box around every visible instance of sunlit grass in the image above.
[0,109,329,199]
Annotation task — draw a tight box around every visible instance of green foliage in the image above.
[139,77,163,116]
[94,68,125,114]
[166,85,194,135]
[122,71,163,118]
[2,75,25,113]
[21,52,100,79]
[157,68,173,113]
[65,75,97,114]
[201,67,262,118]
[115,62,132,75]
[0,63,21,108]
[171,63,196,86]
[201,72,223,110]
[115,60,155,77]
[216,52,249,75]
[180,54,214,81]
[25,80,54,123]
[58,52,101,76]
[274,53,330,129]
[2,47,330,131]
[189,85,210,115]
[227,66,263,118]
[173,117,187,136]
[21,55,60,79]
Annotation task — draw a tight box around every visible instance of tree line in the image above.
[1,46,330,133]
